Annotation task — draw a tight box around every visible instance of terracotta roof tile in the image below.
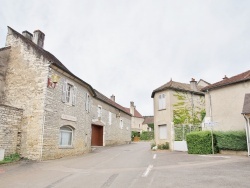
[124,107,143,118]
[94,89,131,116]
[242,93,250,114]
[143,116,154,124]
[151,80,204,98]
[202,70,250,91]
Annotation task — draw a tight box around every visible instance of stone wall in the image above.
[92,98,131,146]
[0,104,23,156]
[4,28,49,160]
[42,68,93,160]
[0,47,10,103]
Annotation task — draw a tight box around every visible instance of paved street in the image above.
[0,142,250,188]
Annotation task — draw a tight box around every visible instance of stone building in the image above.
[92,91,131,146]
[125,102,144,134]
[0,26,131,160]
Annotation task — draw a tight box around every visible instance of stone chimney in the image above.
[223,75,228,80]
[32,30,45,48]
[130,101,135,116]
[110,94,115,102]
[190,78,198,91]
[22,31,33,40]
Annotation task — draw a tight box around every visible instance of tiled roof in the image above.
[7,26,96,96]
[143,116,154,124]
[124,108,143,118]
[202,70,250,91]
[242,93,250,114]
[151,80,204,98]
[94,89,131,116]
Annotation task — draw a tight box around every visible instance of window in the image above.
[62,79,76,106]
[120,118,123,129]
[108,112,112,125]
[60,126,73,146]
[85,93,90,113]
[158,93,166,110]
[98,105,102,118]
[159,124,167,139]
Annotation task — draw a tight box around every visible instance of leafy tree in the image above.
[173,91,205,125]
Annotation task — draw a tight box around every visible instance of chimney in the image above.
[130,101,135,116]
[190,78,198,91]
[32,30,45,48]
[223,75,228,80]
[110,94,115,102]
[22,31,33,40]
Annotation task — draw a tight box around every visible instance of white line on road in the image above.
[142,165,153,177]
[153,154,157,159]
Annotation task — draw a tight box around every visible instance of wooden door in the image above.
[91,125,103,146]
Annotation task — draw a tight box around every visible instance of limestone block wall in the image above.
[92,99,131,146]
[0,47,10,103]
[42,68,93,160]
[4,29,49,160]
[0,104,23,156]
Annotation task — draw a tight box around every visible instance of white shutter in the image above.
[159,125,167,139]
[158,94,162,110]
[62,79,67,103]
[72,86,77,106]
[162,94,166,109]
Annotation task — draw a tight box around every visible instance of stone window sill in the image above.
[59,146,74,149]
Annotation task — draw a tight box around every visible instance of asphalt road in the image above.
[0,142,250,188]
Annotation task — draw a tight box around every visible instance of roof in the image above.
[94,89,131,116]
[242,93,250,114]
[7,26,96,96]
[143,116,154,124]
[202,70,250,91]
[151,80,204,98]
[124,108,143,118]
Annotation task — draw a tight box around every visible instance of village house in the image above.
[142,116,154,132]
[202,70,250,131]
[0,26,132,160]
[125,102,144,134]
[151,79,208,149]
[92,91,131,146]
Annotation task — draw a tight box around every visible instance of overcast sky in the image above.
[1,0,250,115]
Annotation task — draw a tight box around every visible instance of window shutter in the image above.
[72,86,77,106]
[158,94,162,109]
[62,79,67,103]
[162,94,166,109]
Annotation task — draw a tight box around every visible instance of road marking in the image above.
[153,154,157,159]
[142,165,153,177]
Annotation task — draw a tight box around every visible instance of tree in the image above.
[173,91,205,125]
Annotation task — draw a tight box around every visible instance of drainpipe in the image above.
[207,90,213,121]
[243,114,250,156]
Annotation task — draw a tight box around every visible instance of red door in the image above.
[91,125,103,146]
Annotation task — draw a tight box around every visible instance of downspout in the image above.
[243,114,250,156]
[207,90,213,121]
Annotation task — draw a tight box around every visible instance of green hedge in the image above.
[140,131,154,140]
[214,131,247,151]
[186,131,218,154]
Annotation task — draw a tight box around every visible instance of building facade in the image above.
[151,79,208,149]
[202,70,250,131]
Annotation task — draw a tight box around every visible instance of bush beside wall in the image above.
[214,131,247,151]
[186,131,217,154]
[140,131,154,140]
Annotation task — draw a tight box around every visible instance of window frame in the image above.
[59,126,74,148]
[62,79,76,106]
[158,93,166,110]
[98,105,102,119]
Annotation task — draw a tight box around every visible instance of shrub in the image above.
[214,131,247,151]
[157,142,169,150]
[140,131,154,140]
[186,131,218,154]
[0,153,20,164]
[131,131,140,140]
